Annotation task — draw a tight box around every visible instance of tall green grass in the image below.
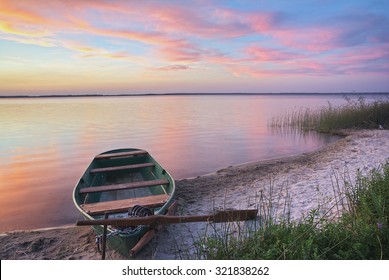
[195,162,389,259]
[271,96,389,133]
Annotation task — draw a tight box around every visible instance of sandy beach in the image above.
[1,129,389,260]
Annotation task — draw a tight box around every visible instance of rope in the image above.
[95,205,154,252]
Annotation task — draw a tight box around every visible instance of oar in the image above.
[76,209,257,227]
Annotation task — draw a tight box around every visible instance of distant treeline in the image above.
[1,92,388,99]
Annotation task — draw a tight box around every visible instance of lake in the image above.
[0,94,385,232]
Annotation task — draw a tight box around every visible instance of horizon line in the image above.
[1,92,389,99]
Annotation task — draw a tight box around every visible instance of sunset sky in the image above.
[1,0,388,95]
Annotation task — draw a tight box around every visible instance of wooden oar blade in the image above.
[211,209,258,223]
[76,209,257,227]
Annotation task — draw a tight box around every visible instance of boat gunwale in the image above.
[72,148,176,239]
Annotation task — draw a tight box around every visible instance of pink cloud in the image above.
[246,12,280,33]
[154,65,190,71]
[0,0,279,65]
[272,28,342,52]
[244,46,301,62]
[114,3,255,38]
[156,40,204,62]
[228,43,389,79]
[226,63,327,79]
[1,0,388,81]
[0,1,276,49]
[320,45,389,75]
[335,46,389,65]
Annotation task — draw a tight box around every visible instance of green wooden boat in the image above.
[73,148,175,257]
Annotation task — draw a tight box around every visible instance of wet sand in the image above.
[1,129,389,260]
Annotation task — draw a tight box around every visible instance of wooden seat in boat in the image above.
[79,179,169,194]
[95,150,148,160]
[90,162,154,173]
[80,194,170,215]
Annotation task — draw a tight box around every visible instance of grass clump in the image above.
[271,96,389,133]
[196,162,389,259]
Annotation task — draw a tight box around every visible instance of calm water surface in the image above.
[0,94,383,231]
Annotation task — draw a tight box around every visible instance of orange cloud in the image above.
[0,1,52,24]
[0,1,57,37]
[0,21,51,37]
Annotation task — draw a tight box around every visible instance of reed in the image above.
[270,96,389,133]
[195,161,389,259]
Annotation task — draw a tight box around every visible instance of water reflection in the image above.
[0,95,360,231]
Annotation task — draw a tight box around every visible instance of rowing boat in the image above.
[72,148,175,257]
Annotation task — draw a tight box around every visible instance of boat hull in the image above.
[73,148,175,257]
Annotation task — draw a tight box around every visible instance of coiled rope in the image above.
[95,205,154,252]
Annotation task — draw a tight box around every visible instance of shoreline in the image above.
[1,129,389,260]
